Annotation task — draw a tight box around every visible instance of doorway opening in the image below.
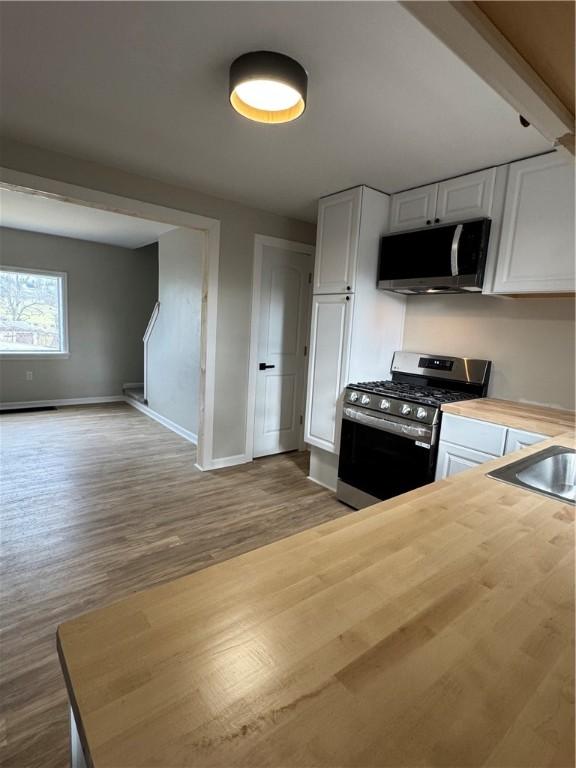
[0,168,220,469]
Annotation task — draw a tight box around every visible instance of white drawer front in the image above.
[504,428,546,455]
[440,413,506,456]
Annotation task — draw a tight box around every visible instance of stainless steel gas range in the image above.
[337,351,492,509]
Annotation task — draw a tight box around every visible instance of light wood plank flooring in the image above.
[0,404,349,768]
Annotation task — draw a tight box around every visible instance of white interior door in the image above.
[253,240,313,457]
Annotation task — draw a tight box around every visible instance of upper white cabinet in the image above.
[313,188,362,294]
[435,168,496,224]
[389,168,496,232]
[389,184,438,232]
[487,153,575,294]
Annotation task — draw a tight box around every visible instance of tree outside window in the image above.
[0,268,67,353]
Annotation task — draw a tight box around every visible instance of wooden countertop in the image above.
[58,434,575,768]
[442,397,575,436]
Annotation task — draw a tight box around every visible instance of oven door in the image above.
[337,408,437,508]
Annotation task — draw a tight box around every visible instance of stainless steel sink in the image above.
[487,445,576,504]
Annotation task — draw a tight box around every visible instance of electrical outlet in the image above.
[26,371,33,381]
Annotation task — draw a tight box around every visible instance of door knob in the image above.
[259,363,275,370]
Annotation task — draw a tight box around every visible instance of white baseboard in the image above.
[307,475,337,493]
[195,453,252,471]
[126,398,198,445]
[0,396,125,410]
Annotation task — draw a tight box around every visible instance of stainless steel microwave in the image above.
[377,217,491,294]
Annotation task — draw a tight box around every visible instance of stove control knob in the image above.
[401,404,412,416]
[416,407,428,420]
[379,398,391,410]
[360,394,371,405]
[349,391,358,402]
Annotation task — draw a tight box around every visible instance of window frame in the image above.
[0,265,69,359]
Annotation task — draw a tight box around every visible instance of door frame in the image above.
[0,166,221,470]
[245,234,315,461]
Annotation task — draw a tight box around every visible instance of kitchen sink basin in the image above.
[487,445,576,504]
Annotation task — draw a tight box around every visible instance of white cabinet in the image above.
[436,442,498,480]
[389,184,438,232]
[489,153,575,294]
[436,413,548,480]
[389,168,496,232]
[504,428,546,455]
[440,413,506,456]
[435,168,496,224]
[305,186,405,455]
[304,294,353,452]
[313,188,361,294]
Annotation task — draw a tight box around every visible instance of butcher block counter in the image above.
[441,397,575,436]
[58,433,575,768]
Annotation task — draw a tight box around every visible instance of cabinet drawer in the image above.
[440,413,506,456]
[504,428,546,455]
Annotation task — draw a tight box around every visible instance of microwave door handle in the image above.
[450,224,463,276]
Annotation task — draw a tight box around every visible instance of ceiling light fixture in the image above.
[229,51,308,124]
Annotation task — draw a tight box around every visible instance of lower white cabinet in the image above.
[504,428,546,455]
[440,413,506,456]
[435,414,547,480]
[304,293,353,453]
[436,442,497,480]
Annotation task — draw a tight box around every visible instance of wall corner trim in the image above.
[195,454,252,472]
[125,398,198,445]
[306,474,337,493]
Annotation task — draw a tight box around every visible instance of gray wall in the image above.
[0,226,158,402]
[0,139,316,458]
[403,294,575,410]
[147,227,202,435]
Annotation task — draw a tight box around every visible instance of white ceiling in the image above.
[0,189,174,248]
[0,2,552,222]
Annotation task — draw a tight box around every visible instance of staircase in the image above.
[123,384,147,405]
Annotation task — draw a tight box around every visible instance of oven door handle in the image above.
[343,407,434,444]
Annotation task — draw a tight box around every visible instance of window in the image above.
[0,267,68,355]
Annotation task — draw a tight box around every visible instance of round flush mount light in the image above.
[229,51,308,124]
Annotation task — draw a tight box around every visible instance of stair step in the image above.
[124,386,147,405]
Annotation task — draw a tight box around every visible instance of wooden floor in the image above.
[0,404,349,768]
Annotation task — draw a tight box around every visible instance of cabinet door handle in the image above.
[426,219,432,225]
[259,363,275,370]
[435,218,440,224]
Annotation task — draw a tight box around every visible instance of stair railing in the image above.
[143,301,160,403]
